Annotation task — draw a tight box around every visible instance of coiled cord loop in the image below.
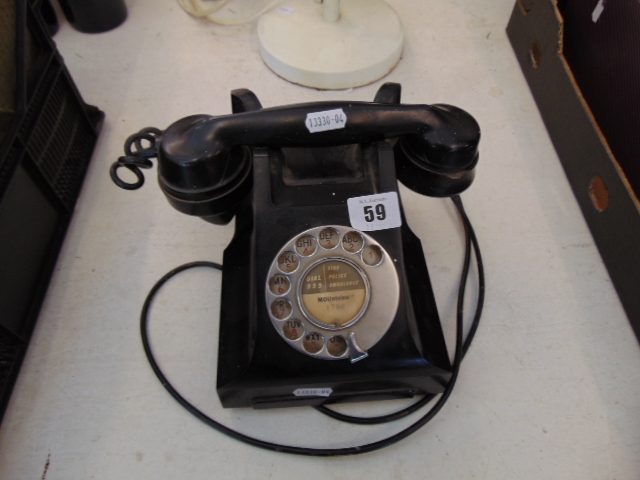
[110,127,162,190]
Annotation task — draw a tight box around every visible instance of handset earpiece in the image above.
[158,90,263,225]
[394,104,480,197]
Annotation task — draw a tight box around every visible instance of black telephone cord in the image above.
[109,127,162,190]
[313,195,484,425]
[140,195,484,456]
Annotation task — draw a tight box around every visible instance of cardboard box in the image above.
[507,0,640,339]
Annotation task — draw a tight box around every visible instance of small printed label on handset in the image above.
[347,192,402,231]
[305,109,346,133]
[293,388,333,397]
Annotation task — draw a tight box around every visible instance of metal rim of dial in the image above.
[265,225,400,361]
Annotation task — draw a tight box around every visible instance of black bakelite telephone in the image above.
[111,83,480,411]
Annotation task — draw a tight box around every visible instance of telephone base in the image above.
[251,388,418,410]
[218,364,450,409]
[215,144,453,409]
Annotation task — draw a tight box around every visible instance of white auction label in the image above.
[305,109,346,133]
[347,192,402,231]
[293,388,333,397]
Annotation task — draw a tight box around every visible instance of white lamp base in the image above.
[257,0,404,90]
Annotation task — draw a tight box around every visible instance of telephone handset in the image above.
[111,83,480,408]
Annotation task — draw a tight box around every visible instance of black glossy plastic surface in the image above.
[216,143,452,408]
[156,91,481,220]
[116,84,481,408]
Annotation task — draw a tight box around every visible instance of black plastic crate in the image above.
[0,0,104,422]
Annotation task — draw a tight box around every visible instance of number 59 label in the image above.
[347,192,402,231]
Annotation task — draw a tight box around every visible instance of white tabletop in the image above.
[1,0,639,478]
